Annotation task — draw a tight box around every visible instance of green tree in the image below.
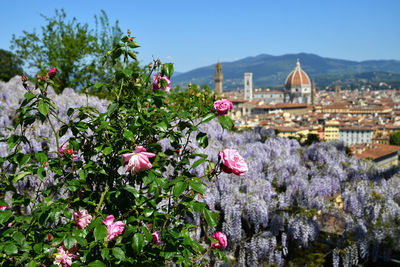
[11,9,123,94]
[389,130,400,146]
[302,133,320,146]
[0,49,23,81]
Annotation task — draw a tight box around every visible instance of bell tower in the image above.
[214,62,223,95]
[244,72,253,100]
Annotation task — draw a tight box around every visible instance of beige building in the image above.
[273,126,309,142]
[324,121,340,141]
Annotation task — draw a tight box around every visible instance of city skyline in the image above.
[1,0,399,73]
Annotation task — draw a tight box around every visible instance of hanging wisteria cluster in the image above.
[161,115,400,265]
[1,76,400,266]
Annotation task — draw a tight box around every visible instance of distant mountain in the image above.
[172,53,400,90]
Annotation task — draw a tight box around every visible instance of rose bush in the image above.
[0,30,231,266]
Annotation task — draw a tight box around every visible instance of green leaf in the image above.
[156,121,168,132]
[37,167,46,180]
[88,260,106,267]
[101,248,109,260]
[64,235,75,250]
[37,100,49,116]
[124,185,139,198]
[201,113,216,123]
[4,243,18,255]
[112,247,126,260]
[196,132,208,148]
[162,63,174,78]
[67,108,75,116]
[173,181,188,198]
[33,243,43,254]
[103,147,113,155]
[128,41,140,49]
[94,82,103,89]
[218,115,234,130]
[59,125,69,137]
[127,50,137,60]
[204,208,217,228]
[0,210,12,224]
[123,130,134,141]
[94,224,107,242]
[12,171,31,183]
[24,92,36,101]
[193,202,206,214]
[143,208,153,217]
[15,153,30,166]
[190,158,206,170]
[74,236,87,246]
[13,232,25,245]
[189,180,205,194]
[7,135,21,149]
[35,152,48,164]
[132,233,145,253]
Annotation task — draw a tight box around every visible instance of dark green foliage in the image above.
[11,9,124,94]
[302,133,320,146]
[389,131,400,146]
[0,49,23,81]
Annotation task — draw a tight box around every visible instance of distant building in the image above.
[214,62,223,95]
[284,59,312,104]
[324,120,340,141]
[339,126,373,146]
[356,143,400,167]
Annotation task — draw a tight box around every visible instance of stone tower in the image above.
[311,80,316,106]
[214,62,223,95]
[244,72,253,100]
[335,85,341,102]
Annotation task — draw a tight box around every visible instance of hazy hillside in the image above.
[173,53,400,90]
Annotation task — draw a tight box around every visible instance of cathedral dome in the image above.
[284,59,311,90]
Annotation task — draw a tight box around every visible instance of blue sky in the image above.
[1,0,399,72]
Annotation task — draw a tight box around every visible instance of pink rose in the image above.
[53,245,76,267]
[213,99,233,116]
[152,74,171,93]
[122,146,156,175]
[103,215,125,241]
[0,206,7,211]
[211,232,227,249]
[48,67,56,78]
[219,149,248,175]
[152,231,161,245]
[73,209,92,229]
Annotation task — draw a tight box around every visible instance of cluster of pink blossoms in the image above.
[152,74,171,93]
[53,245,76,267]
[122,146,156,175]
[0,206,7,211]
[214,99,233,116]
[73,209,92,229]
[103,215,125,241]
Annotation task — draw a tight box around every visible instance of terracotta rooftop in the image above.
[356,144,400,160]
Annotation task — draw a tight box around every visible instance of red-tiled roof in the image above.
[356,144,400,160]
